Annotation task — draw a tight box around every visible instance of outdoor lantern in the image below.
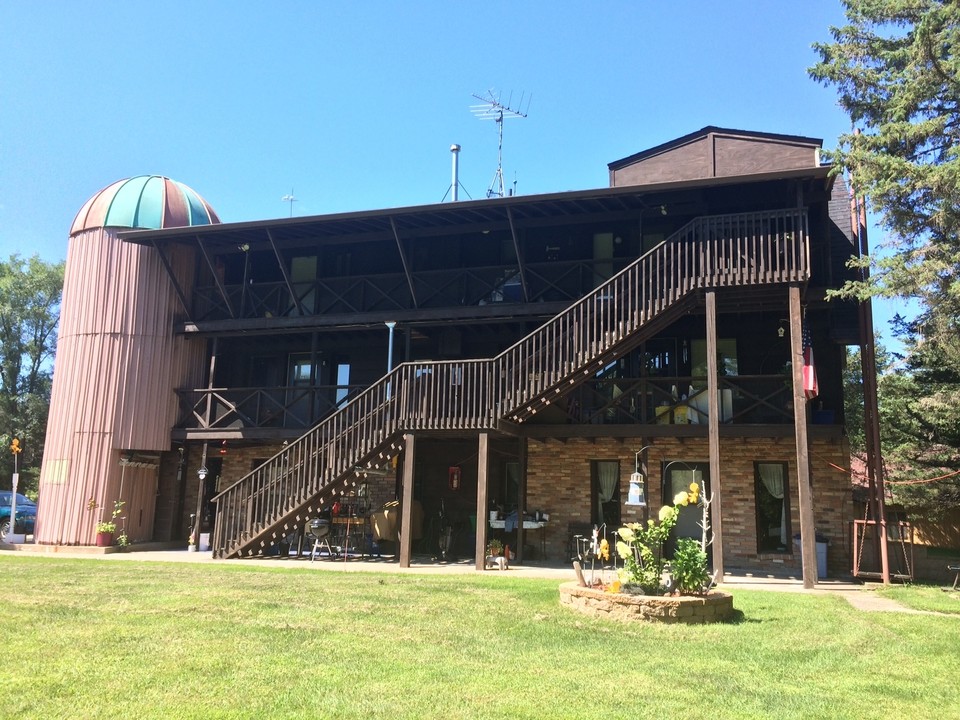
[627,472,647,507]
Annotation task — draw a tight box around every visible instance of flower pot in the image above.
[95,531,113,547]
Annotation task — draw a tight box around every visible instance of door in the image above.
[286,353,322,428]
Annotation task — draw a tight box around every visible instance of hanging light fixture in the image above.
[626,449,648,507]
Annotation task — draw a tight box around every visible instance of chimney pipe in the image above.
[450,144,461,202]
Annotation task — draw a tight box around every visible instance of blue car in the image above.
[0,491,37,538]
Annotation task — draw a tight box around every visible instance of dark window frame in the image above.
[754,461,792,554]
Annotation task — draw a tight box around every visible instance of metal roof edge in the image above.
[120,165,833,244]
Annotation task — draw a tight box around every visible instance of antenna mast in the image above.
[471,90,530,198]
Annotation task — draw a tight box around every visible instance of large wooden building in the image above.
[36,127,865,583]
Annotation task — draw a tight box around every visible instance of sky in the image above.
[0,0,913,346]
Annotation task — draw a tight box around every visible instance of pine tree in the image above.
[811,0,960,514]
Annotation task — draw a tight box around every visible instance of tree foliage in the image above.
[0,254,64,495]
[810,0,960,307]
[879,340,960,517]
[813,1,960,515]
[845,342,960,518]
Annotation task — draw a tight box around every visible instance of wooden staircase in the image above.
[211,208,810,558]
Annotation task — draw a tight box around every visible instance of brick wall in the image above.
[526,434,852,576]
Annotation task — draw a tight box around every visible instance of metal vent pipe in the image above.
[450,144,461,202]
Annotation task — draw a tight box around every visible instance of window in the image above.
[502,462,521,514]
[288,354,317,386]
[691,338,738,377]
[662,461,709,552]
[755,462,791,553]
[335,363,351,407]
[591,460,620,528]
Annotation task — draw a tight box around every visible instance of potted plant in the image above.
[90,499,125,547]
[95,519,116,547]
[486,538,504,557]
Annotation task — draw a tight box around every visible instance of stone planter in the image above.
[559,581,734,624]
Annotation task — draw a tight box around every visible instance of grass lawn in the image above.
[2,555,959,719]
[876,582,960,615]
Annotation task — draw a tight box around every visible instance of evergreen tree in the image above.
[811,1,960,514]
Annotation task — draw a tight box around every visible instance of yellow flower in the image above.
[659,505,674,522]
[673,491,689,506]
[605,580,622,594]
[616,540,631,559]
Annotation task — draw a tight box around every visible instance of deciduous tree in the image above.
[0,254,64,495]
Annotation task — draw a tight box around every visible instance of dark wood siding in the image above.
[611,131,819,187]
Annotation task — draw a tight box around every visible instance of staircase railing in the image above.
[493,208,809,420]
[212,207,808,557]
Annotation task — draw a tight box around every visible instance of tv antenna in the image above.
[281,189,297,217]
[470,90,530,198]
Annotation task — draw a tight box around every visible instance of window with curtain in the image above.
[755,461,791,553]
[591,460,620,529]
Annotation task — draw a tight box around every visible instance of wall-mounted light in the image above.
[238,243,250,252]
[660,205,667,216]
[197,466,208,481]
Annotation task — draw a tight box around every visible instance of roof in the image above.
[607,126,824,172]
[119,164,833,250]
[71,175,220,236]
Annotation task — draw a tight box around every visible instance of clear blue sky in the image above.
[0,0,912,344]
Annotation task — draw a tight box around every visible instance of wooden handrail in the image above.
[212,208,809,557]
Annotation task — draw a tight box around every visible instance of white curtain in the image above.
[596,461,619,526]
[758,463,787,545]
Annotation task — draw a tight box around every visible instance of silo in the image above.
[36,176,218,545]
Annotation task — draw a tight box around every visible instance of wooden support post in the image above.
[516,437,528,563]
[705,291,724,580]
[476,432,490,571]
[399,433,415,568]
[789,286,817,588]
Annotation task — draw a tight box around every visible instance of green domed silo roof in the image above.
[70,175,220,236]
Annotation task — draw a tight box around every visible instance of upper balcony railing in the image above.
[192,258,640,322]
[555,375,824,426]
[175,385,366,433]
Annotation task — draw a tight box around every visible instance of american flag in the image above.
[802,320,819,400]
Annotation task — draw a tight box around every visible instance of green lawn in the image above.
[877,582,960,615]
[2,556,958,719]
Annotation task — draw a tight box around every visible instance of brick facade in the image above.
[526,434,852,576]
